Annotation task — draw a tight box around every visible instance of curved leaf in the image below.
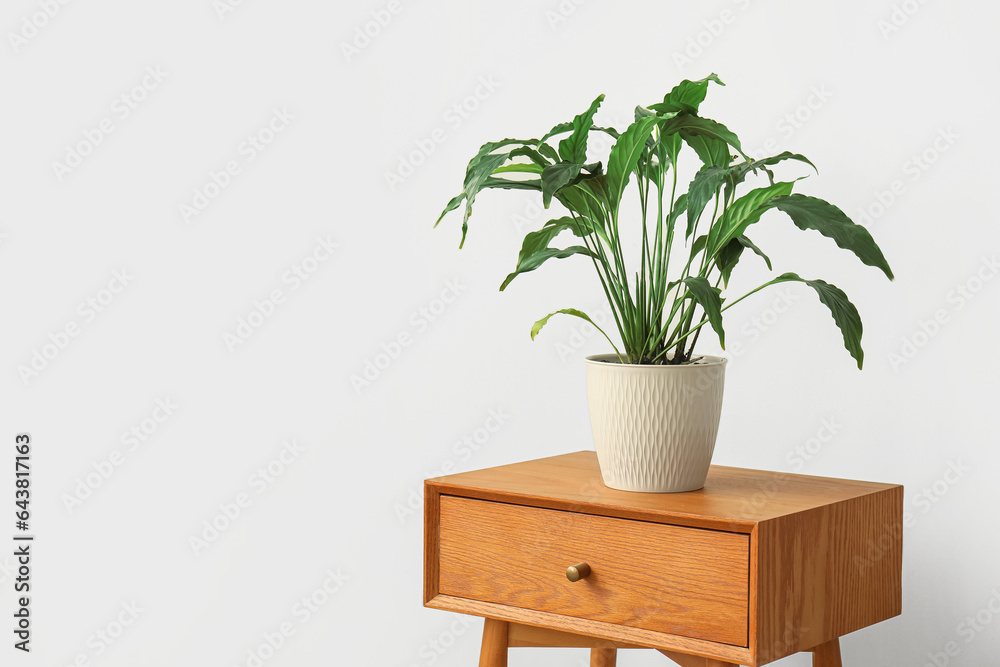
[648,74,724,115]
[771,194,894,280]
[708,181,794,256]
[682,276,725,348]
[606,115,660,211]
[541,162,584,208]
[737,235,771,270]
[501,215,594,290]
[530,308,622,358]
[659,114,746,166]
[686,165,727,238]
[500,246,593,290]
[559,94,605,164]
[764,273,865,368]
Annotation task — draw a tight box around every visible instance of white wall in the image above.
[2,1,996,665]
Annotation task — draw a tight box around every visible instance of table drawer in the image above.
[438,495,749,647]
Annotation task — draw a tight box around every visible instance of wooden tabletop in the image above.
[426,451,902,531]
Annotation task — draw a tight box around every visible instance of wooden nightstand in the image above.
[423,451,902,667]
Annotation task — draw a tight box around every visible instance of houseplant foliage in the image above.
[436,75,893,368]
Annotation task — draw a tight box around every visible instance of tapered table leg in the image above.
[591,648,617,666]
[812,639,842,667]
[478,619,509,667]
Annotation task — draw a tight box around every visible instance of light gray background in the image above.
[2,1,997,666]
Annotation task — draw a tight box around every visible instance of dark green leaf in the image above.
[737,235,771,270]
[682,276,725,348]
[765,273,866,368]
[770,194,894,279]
[708,181,794,256]
[715,238,745,287]
[659,114,746,166]
[541,162,584,208]
[481,176,542,191]
[686,166,727,238]
[649,74,724,115]
[500,246,593,290]
[500,216,594,290]
[559,94,605,164]
[606,115,660,211]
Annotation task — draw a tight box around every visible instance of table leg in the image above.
[478,619,508,667]
[812,639,842,667]
[591,648,617,666]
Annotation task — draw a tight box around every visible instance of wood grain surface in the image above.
[427,451,901,532]
[438,495,749,646]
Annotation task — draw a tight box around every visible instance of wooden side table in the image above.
[423,451,902,666]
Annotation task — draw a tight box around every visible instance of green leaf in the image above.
[500,217,594,290]
[454,150,512,247]
[659,114,746,166]
[500,246,594,290]
[435,192,465,227]
[530,308,621,358]
[606,115,660,211]
[715,238,745,288]
[481,176,542,192]
[708,181,794,256]
[508,146,554,167]
[737,235,772,270]
[765,273,866,368]
[559,94,605,164]
[492,162,543,175]
[649,74,724,115]
[541,162,584,208]
[686,166,727,238]
[682,276,725,348]
[770,194,894,280]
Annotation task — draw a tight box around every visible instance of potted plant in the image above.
[435,75,893,493]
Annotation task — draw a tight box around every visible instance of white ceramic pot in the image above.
[585,353,728,493]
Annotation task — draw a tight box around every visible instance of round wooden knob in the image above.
[566,562,591,582]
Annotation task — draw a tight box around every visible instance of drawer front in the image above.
[438,496,749,647]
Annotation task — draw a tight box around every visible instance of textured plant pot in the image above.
[585,353,728,493]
